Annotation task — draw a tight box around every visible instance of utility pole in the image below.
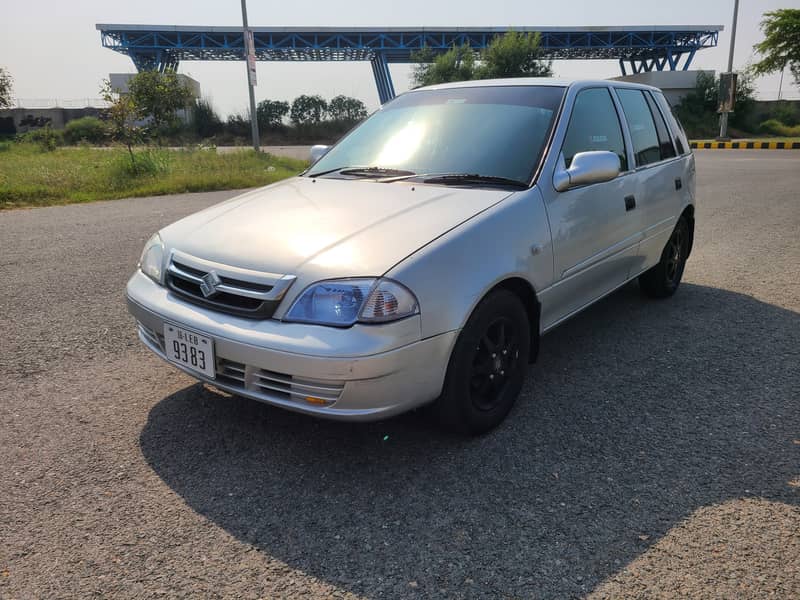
[241,0,260,151]
[718,0,740,140]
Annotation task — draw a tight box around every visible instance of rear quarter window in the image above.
[654,91,690,155]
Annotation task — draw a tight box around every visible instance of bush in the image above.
[111,148,171,177]
[225,112,251,138]
[17,126,62,151]
[192,98,222,138]
[769,103,800,127]
[64,116,106,144]
[757,119,800,137]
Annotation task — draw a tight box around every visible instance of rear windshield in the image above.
[309,85,565,184]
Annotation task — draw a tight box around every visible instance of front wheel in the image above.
[639,216,690,298]
[433,290,531,435]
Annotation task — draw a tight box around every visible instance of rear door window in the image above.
[561,87,628,172]
[616,88,662,167]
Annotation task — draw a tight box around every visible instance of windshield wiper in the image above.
[420,173,529,189]
[339,166,417,178]
[307,166,416,178]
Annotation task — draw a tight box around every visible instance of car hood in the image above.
[160,176,513,284]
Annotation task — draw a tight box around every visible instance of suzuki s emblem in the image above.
[199,270,222,298]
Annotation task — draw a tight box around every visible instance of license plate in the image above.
[163,324,215,379]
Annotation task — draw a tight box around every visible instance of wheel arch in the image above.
[483,277,541,363]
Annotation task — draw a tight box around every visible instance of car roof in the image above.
[415,77,662,93]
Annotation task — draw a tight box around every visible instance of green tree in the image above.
[412,45,477,87]
[290,94,328,125]
[127,71,194,136]
[327,95,368,121]
[0,67,13,108]
[673,71,757,138]
[412,32,552,87]
[101,79,144,170]
[752,9,800,87]
[477,31,553,79]
[256,99,290,129]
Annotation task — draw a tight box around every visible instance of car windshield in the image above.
[308,85,565,184]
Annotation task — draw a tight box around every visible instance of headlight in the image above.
[285,278,419,326]
[138,233,165,283]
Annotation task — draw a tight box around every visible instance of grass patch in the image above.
[0,144,307,209]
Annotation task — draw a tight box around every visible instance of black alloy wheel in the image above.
[639,216,691,298]
[434,289,531,434]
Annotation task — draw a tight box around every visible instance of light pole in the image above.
[241,0,260,151]
[718,0,740,139]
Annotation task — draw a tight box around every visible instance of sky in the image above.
[1,0,799,116]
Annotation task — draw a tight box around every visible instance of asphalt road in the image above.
[1,151,798,599]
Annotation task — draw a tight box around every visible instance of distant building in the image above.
[0,73,200,134]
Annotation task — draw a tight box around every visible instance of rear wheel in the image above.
[639,216,690,298]
[434,290,530,435]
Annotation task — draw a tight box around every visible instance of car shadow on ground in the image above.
[139,282,799,598]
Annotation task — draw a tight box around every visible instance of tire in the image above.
[639,215,690,299]
[433,289,531,435]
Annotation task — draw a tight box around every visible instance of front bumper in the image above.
[126,271,457,421]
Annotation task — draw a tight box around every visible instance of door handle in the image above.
[675,177,683,190]
[624,195,636,211]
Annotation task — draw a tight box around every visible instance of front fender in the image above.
[387,186,554,338]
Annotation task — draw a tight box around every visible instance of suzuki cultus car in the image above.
[127,78,695,434]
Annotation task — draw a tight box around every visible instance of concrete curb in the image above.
[690,141,800,150]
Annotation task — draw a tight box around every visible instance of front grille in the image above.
[136,323,344,407]
[165,251,295,319]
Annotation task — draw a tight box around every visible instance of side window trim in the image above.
[560,85,631,175]
[609,87,636,174]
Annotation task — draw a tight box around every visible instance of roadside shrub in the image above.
[111,148,171,177]
[757,118,800,137]
[225,112,251,138]
[769,103,800,127]
[0,140,10,152]
[193,98,222,138]
[17,126,62,151]
[64,116,106,144]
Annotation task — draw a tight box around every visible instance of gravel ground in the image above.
[1,151,798,599]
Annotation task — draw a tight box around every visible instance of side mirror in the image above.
[309,144,330,164]
[553,151,621,192]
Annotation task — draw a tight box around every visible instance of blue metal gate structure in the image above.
[97,24,722,104]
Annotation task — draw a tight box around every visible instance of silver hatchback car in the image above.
[127,78,695,434]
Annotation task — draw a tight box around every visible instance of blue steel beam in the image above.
[97,24,722,101]
[98,24,721,65]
